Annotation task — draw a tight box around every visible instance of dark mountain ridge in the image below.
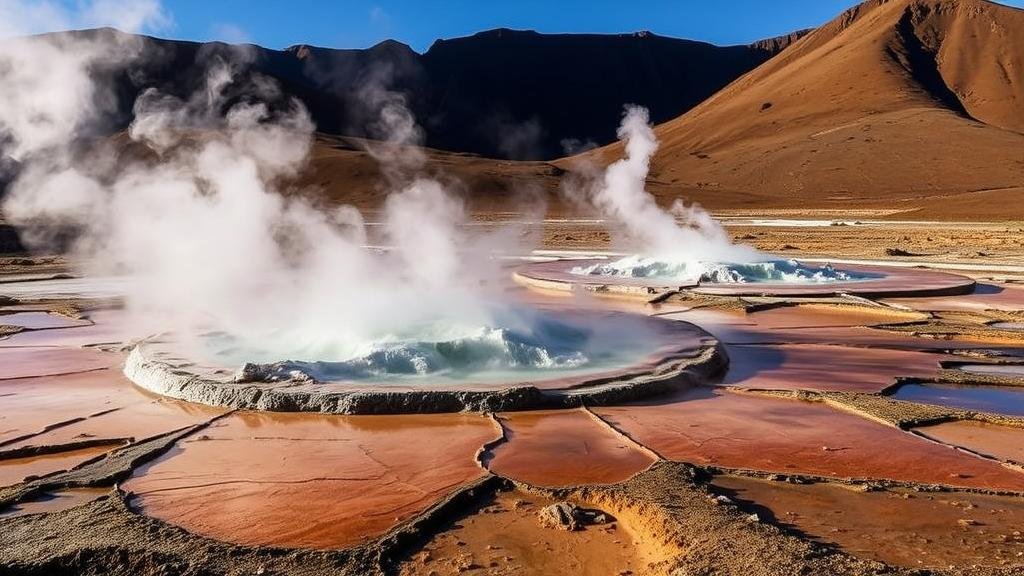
[37,26,805,160]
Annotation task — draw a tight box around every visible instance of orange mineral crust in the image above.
[594,388,1024,491]
[657,309,989,350]
[742,304,921,329]
[4,396,224,451]
[915,420,1024,465]
[0,445,115,487]
[488,409,655,487]
[124,411,501,549]
[712,474,1024,569]
[882,283,1024,313]
[0,369,140,444]
[721,343,944,393]
[400,490,660,576]
[0,347,117,380]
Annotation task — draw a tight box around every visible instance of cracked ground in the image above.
[6,245,1024,575]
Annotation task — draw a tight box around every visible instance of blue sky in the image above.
[135,0,1024,52]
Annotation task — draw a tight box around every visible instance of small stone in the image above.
[957,518,979,527]
[538,502,583,531]
[746,513,760,523]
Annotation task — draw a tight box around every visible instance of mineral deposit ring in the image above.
[123,311,727,414]
[513,259,976,299]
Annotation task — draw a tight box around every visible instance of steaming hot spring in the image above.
[570,255,868,284]
[176,306,675,384]
[124,299,720,414]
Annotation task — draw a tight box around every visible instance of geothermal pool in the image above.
[517,257,976,297]
[161,307,689,385]
[571,256,868,284]
[122,305,721,413]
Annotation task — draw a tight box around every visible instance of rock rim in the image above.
[122,323,727,415]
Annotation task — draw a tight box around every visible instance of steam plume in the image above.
[0,1,560,375]
[578,105,757,263]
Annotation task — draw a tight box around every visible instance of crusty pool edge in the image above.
[514,259,977,299]
[122,330,728,415]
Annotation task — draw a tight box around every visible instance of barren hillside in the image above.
[573,0,1024,220]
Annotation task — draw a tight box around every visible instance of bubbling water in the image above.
[572,256,867,284]
[188,306,663,385]
[563,107,876,285]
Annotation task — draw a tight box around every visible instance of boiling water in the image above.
[190,308,663,385]
[571,256,868,284]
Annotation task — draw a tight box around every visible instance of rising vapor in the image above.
[0,0,599,378]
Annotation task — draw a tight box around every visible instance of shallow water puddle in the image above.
[0,444,115,487]
[0,369,140,444]
[712,474,1024,569]
[594,388,1024,490]
[915,420,1024,464]
[743,304,922,329]
[955,363,1024,378]
[0,275,129,300]
[488,409,655,486]
[722,343,943,393]
[881,283,1024,313]
[659,309,993,350]
[0,487,108,518]
[991,322,1024,331]
[0,309,135,348]
[0,347,117,380]
[891,382,1024,417]
[124,411,500,549]
[3,397,225,453]
[0,312,90,330]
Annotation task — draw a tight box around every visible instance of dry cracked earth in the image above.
[5,224,1024,575]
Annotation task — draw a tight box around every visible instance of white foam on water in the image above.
[192,307,658,384]
[571,256,865,284]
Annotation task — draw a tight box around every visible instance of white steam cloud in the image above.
[569,106,861,284]
[0,0,586,379]
[577,105,756,263]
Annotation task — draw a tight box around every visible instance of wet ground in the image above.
[123,411,499,549]
[891,382,1024,417]
[5,259,1024,574]
[711,474,1024,569]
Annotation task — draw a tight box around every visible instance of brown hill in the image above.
[300,134,563,213]
[573,0,1024,220]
